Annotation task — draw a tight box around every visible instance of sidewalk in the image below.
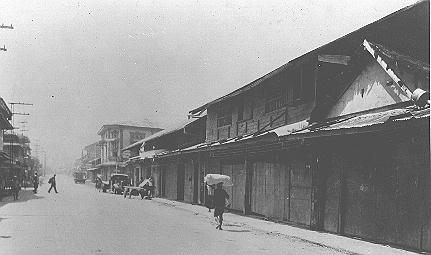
[151,197,422,255]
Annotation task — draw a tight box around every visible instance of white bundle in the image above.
[204,174,233,186]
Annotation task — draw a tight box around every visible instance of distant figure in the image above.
[213,182,229,230]
[48,174,58,193]
[148,176,154,198]
[95,177,102,192]
[11,176,20,201]
[33,173,39,193]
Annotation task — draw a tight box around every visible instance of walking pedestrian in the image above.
[213,182,229,230]
[48,174,58,193]
[205,183,215,212]
[33,173,39,193]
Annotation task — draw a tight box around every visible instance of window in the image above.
[216,106,232,127]
[237,103,244,122]
[111,130,119,138]
[264,66,312,113]
[238,100,254,121]
[264,85,286,113]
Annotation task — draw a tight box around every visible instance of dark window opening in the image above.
[237,103,244,122]
[216,105,232,127]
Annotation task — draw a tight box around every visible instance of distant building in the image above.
[3,133,31,185]
[96,124,162,181]
[79,142,101,182]
[0,97,12,193]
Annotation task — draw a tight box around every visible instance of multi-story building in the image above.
[96,124,162,181]
[79,142,101,182]
[0,97,13,193]
[3,133,31,184]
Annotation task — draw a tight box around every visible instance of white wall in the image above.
[327,62,411,118]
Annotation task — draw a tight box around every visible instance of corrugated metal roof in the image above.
[121,117,204,151]
[315,107,428,131]
[158,106,429,158]
[286,106,429,137]
[143,119,198,143]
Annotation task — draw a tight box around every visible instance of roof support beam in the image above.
[318,54,351,65]
[363,39,413,98]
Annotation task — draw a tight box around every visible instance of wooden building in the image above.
[122,117,206,199]
[155,1,430,252]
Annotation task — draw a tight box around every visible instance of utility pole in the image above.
[19,121,28,135]
[1,23,13,52]
[41,151,47,177]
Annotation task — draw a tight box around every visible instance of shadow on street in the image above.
[0,188,44,209]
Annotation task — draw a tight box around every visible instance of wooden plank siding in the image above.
[163,162,178,200]
[322,152,342,233]
[221,160,246,212]
[183,159,194,203]
[204,61,316,143]
[317,132,430,252]
[250,158,287,221]
[288,155,312,226]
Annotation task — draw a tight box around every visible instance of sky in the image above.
[0,0,418,170]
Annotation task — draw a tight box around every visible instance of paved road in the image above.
[0,175,347,255]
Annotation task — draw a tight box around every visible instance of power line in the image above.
[1,23,13,52]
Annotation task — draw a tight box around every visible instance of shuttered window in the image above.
[216,106,232,127]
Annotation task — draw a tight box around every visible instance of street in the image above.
[0,175,350,255]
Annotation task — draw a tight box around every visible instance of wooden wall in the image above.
[163,162,178,200]
[287,153,312,225]
[205,96,315,143]
[322,152,342,233]
[221,160,246,212]
[320,131,430,252]
[184,159,194,203]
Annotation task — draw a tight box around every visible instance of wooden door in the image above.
[289,157,312,226]
[231,163,246,212]
[251,159,286,220]
[342,150,377,239]
[164,163,178,200]
[177,162,185,201]
[183,160,194,203]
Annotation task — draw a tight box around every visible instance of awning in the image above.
[269,120,309,137]
[96,161,127,168]
[140,149,166,160]
[86,168,98,171]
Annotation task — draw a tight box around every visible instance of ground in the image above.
[0,175,417,255]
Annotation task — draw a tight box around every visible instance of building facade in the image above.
[97,124,162,181]
[0,98,13,194]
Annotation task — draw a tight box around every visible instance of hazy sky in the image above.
[0,0,418,169]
